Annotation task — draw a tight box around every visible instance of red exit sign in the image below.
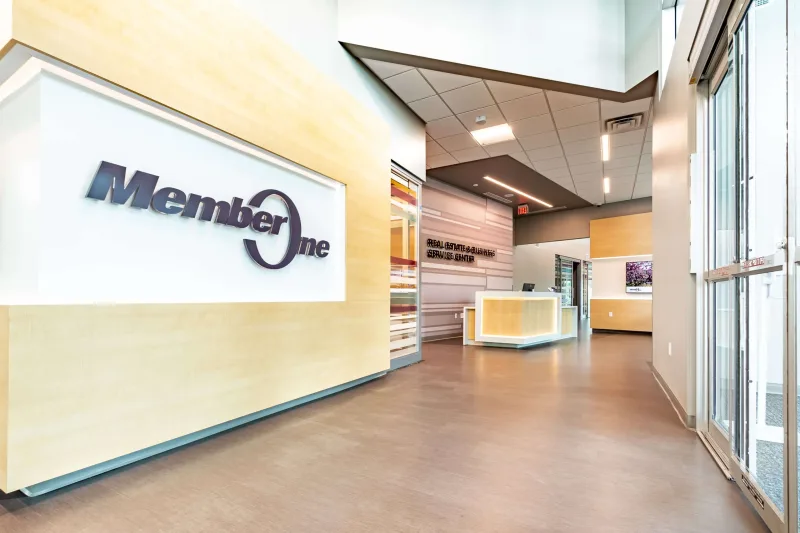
[517,204,529,215]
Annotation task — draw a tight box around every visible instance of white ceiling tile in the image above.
[566,151,601,166]
[562,138,602,156]
[534,156,567,171]
[426,140,447,156]
[527,144,564,162]
[646,127,653,141]
[553,102,600,129]
[605,166,638,178]
[437,132,478,152]
[604,188,633,203]
[576,181,601,193]
[600,98,652,121]
[633,178,653,198]
[638,161,653,172]
[509,114,555,138]
[362,59,413,79]
[384,69,435,103]
[426,152,458,168]
[541,166,572,180]
[450,146,489,163]
[636,172,652,184]
[485,139,523,156]
[604,156,640,169]
[608,143,643,159]
[518,131,560,151]
[572,172,602,184]
[485,80,541,103]
[545,91,597,111]
[607,175,636,187]
[569,161,602,175]
[558,122,601,143]
[498,93,549,122]
[639,154,652,166]
[609,129,645,147]
[580,191,604,204]
[440,82,494,113]
[418,69,480,93]
[408,95,453,122]
[457,105,506,131]
[425,133,434,141]
[508,152,534,168]
[426,116,468,139]
[641,141,652,154]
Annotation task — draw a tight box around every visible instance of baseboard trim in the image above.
[648,362,696,429]
[19,370,387,497]
[390,351,422,370]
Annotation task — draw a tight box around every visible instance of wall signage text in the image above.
[426,238,496,263]
[86,161,330,270]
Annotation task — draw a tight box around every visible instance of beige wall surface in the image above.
[651,0,707,416]
[0,0,403,492]
[420,179,513,341]
[515,198,651,245]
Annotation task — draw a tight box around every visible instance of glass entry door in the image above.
[702,1,789,530]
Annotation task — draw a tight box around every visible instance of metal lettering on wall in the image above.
[425,238,496,263]
[85,161,331,270]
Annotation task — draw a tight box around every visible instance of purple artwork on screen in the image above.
[626,261,653,288]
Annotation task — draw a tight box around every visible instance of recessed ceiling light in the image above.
[471,124,515,146]
[483,176,552,208]
[473,183,479,187]
[603,177,610,194]
[601,134,610,161]
[504,193,514,198]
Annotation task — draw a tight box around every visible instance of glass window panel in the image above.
[712,280,736,434]
[390,175,419,359]
[712,70,736,268]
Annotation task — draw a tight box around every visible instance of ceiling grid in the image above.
[363,58,654,205]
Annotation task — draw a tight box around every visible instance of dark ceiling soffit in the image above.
[343,43,658,103]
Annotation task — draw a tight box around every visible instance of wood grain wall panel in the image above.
[0,306,7,490]
[466,308,475,340]
[0,0,392,492]
[420,178,513,341]
[590,299,653,332]
[589,212,653,258]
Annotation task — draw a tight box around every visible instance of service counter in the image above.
[463,291,578,348]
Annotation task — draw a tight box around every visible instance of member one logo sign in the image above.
[85,161,330,270]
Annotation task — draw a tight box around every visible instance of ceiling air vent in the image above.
[604,113,644,133]
[483,191,513,204]
[755,0,769,7]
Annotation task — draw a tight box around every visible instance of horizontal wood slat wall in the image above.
[590,299,653,332]
[0,0,391,491]
[589,212,652,258]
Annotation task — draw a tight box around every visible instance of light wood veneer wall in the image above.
[589,212,653,333]
[0,0,390,491]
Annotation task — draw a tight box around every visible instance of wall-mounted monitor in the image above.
[626,261,653,293]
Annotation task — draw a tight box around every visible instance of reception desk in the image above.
[463,291,578,348]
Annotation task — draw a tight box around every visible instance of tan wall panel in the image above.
[1,0,392,491]
[589,212,653,258]
[590,299,652,332]
[0,306,8,489]
[561,308,575,335]
[466,308,475,341]
[482,298,556,337]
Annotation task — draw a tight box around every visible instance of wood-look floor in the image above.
[0,331,767,532]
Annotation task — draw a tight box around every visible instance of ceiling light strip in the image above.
[471,124,515,146]
[601,134,610,161]
[603,177,610,194]
[483,176,553,208]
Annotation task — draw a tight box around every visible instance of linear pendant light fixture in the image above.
[471,124,515,146]
[601,134,610,161]
[484,176,553,208]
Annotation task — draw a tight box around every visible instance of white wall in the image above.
[513,239,590,291]
[338,0,628,92]
[592,256,652,299]
[0,71,349,304]
[625,0,660,89]
[233,0,425,180]
[652,0,707,416]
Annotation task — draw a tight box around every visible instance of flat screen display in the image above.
[626,261,653,293]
